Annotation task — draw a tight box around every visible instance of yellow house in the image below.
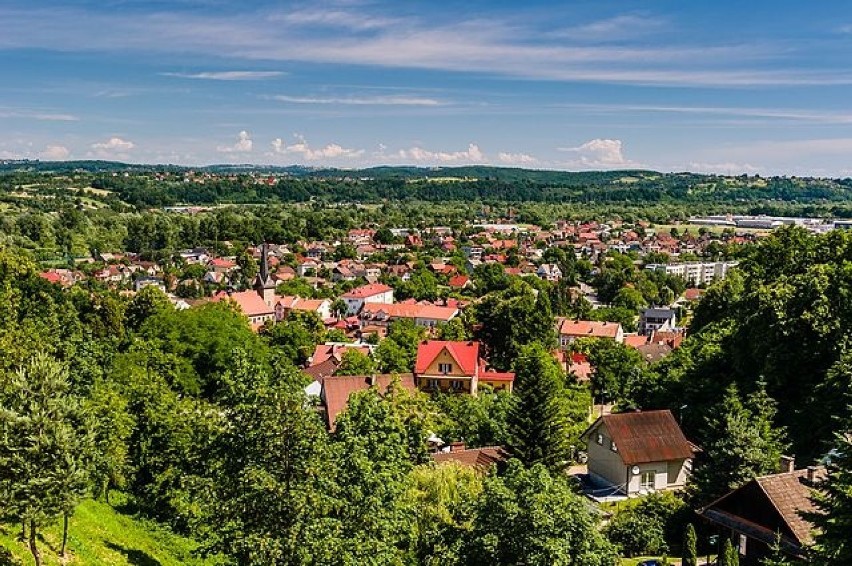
[414,340,514,394]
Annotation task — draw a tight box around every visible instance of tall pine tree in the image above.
[507,343,573,471]
[809,415,852,564]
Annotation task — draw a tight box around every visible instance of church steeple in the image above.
[254,242,276,306]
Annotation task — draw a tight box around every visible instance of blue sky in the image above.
[2,1,852,175]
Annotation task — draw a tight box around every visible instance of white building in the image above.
[645,261,737,286]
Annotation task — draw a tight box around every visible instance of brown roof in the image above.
[302,358,339,380]
[757,468,825,545]
[321,373,416,431]
[432,446,509,470]
[588,410,694,465]
[699,467,826,554]
[559,319,621,339]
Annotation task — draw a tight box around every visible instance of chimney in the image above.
[779,455,795,473]
[806,466,819,484]
[449,441,466,453]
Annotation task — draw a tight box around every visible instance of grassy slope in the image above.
[0,497,223,566]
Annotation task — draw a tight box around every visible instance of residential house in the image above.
[275,296,333,321]
[581,410,696,496]
[432,444,509,472]
[537,263,563,282]
[341,282,394,315]
[639,307,678,336]
[558,319,624,347]
[318,373,416,431]
[699,463,825,565]
[414,340,514,394]
[359,302,458,330]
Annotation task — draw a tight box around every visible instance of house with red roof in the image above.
[341,282,394,315]
[359,302,458,330]
[448,274,473,290]
[580,410,696,497]
[414,340,514,394]
[558,319,624,347]
[319,374,416,431]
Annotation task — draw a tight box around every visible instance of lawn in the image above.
[0,495,224,565]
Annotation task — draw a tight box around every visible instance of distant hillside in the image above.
[3,160,852,209]
[0,496,222,566]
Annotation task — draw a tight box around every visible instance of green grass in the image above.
[0,495,224,565]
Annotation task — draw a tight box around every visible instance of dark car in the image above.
[636,561,662,566]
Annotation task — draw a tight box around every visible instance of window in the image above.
[610,440,618,452]
[427,379,439,390]
[596,433,604,445]
[438,363,453,374]
[640,471,655,490]
[450,380,463,390]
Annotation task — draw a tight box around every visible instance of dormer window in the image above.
[611,440,618,452]
[438,363,453,374]
[596,433,604,445]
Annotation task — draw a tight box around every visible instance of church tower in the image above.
[254,242,276,307]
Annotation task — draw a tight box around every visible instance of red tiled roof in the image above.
[341,283,393,299]
[415,340,480,375]
[559,319,621,339]
[448,275,470,288]
[210,290,273,316]
[623,334,649,349]
[432,446,509,469]
[310,343,371,366]
[361,303,458,322]
[39,271,62,284]
[590,410,694,465]
[321,374,416,431]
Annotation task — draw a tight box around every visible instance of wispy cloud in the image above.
[0,108,78,121]
[557,103,852,124]
[0,6,843,88]
[548,14,667,41]
[270,94,445,106]
[393,143,486,164]
[162,71,285,80]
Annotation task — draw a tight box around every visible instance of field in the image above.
[0,495,223,566]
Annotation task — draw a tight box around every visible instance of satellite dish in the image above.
[631,465,641,476]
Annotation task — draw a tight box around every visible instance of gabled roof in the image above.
[699,467,826,554]
[211,290,273,317]
[361,302,458,322]
[559,319,621,339]
[432,446,510,470]
[584,410,694,465]
[321,374,416,431]
[341,283,393,299]
[415,340,480,375]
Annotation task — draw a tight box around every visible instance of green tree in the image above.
[436,388,513,448]
[507,343,573,471]
[718,538,739,566]
[683,524,698,566]
[406,462,482,566]
[236,250,258,285]
[464,461,618,566]
[335,348,377,376]
[193,353,336,564]
[809,415,852,565]
[0,354,92,565]
[475,280,556,371]
[375,319,427,374]
[262,311,325,366]
[691,383,786,504]
[125,284,172,332]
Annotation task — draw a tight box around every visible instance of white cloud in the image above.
[396,143,486,164]
[162,71,284,80]
[217,130,253,153]
[498,151,539,165]
[3,6,846,88]
[270,134,364,160]
[92,137,135,151]
[0,108,78,121]
[39,145,70,160]
[271,94,443,106]
[559,139,627,166]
